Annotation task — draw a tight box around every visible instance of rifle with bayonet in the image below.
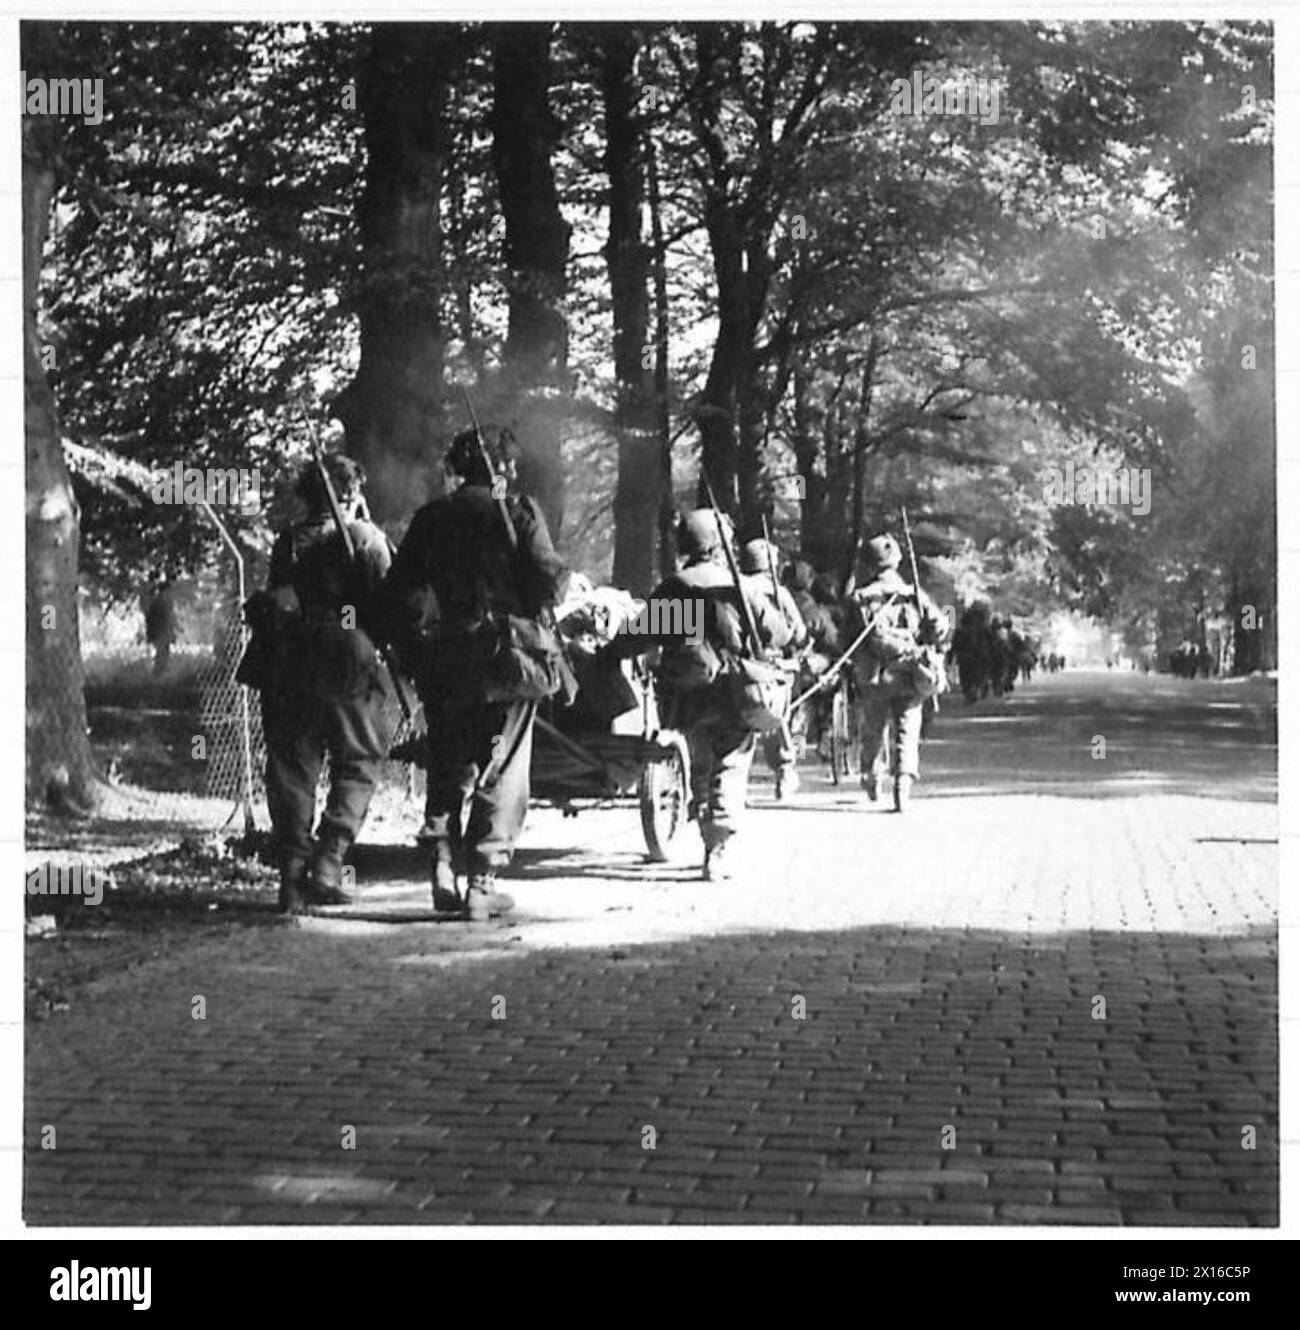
[899,504,946,704]
[900,506,923,620]
[299,407,413,723]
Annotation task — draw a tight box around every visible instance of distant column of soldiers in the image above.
[1170,639,1215,678]
[949,602,1042,702]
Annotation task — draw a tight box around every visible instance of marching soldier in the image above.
[783,560,844,760]
[740,538,807,798]
[606,511,790,881]
[381,428,567,921]
[241,455,397,912]
[849,532,950,812]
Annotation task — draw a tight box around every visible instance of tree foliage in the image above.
[33,17,1273,670]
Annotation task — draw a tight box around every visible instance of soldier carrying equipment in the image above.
[239,447,398,913]
[849,524,951,812]
[380,410,568,921]
[605,496,792,882]
[742,526,807,798]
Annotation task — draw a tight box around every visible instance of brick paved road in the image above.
[25,671,1278,1225]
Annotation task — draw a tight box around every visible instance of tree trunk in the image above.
[601,32,659,596]
[25,117,96,809]
[848,340,880,573]
[1231,571,1272,675]
[695,202,770,526]
[647,137,676,574]
[792,361,824,559]
[823,395,853,578]
[490,23,571,537]
[334,24,458,522]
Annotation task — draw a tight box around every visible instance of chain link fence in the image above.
[78,552,422,842]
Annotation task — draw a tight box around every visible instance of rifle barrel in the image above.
[705,480,762,659]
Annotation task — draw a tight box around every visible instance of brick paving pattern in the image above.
[25,672,1278,1225]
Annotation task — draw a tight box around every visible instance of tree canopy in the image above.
[30,18,1274,655]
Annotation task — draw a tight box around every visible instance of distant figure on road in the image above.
[143,581,178,677]
[1170,639,1198,678]
[849,533,950,812]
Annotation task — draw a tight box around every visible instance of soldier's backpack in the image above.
[238,533,383,701]
[297,605,383,701]
[482,612,574,704]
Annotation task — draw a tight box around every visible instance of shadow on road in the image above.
[24,915,1278,1226]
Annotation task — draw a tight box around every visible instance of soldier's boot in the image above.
[463,872,514,922]
[861,772,880,802]
[703,838,735,883]
[430,840,462,914]
[278,852,310,915]
[307,834,354,905]
[893,775,913,813]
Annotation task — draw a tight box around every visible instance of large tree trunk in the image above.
[490,23,571,537]
[695,201,750,519]
[792,361,825,559]
[822,393,854,578]
[1231,570,1273,675]
[695,231,773,535]
[600,31,660,596]
[25,117,96,810]
[647,137,676,574]
[333,24,458,522]
[847,341,880,573]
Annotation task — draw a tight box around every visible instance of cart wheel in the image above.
[829,683,860,782]
[829,688,847,785]
[639,735,690,862]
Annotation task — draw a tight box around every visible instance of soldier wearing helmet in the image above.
[380,425,567,920]
[739,538,808,798]
[242,452,397,912]
[606,507,791,880]
[849,529,950,811]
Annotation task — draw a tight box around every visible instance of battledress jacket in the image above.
[380,484,566,705]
